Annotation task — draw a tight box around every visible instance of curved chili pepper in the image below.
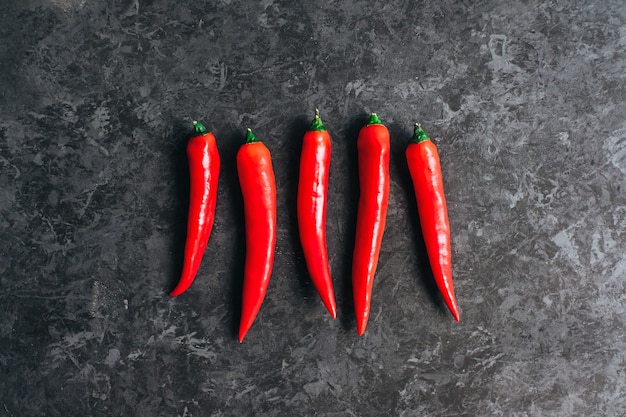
[297,110,337,318]
[352,113,390,336]
[170,121,220,297]
[237,128,277,342]
[406,124,459,321]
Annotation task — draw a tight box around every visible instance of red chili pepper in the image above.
[352,113,390,336]
[297,109,337,318]
[237,128,277,342]
[170,121,220,297]
[406,124,459,322]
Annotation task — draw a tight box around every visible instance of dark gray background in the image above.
[1,0,625,416]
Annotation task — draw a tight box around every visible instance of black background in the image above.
[1,0,625,415]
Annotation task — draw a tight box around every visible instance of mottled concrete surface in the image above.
[1,0,625,415]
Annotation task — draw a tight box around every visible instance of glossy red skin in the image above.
[406,139,459,322]
[297,128,337,318]
[237,141,277,342]
[170,132,220,297]
[352,123,390,336]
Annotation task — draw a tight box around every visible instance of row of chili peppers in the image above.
[169,112,460,342]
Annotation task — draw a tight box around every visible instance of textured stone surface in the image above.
[1,0,625,415]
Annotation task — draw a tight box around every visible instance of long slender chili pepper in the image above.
[170,121,220,297]
[352,113,390,336]
[237,128,277,342]
[297,109,337,318]
[406,124,459,321]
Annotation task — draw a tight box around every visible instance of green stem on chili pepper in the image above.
[367,113,382,125]
[245,128,260,143]
[309,108,325,131]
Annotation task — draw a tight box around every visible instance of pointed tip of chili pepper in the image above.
[245,128,259,144]
[325,301,337,319]
[367,113,382,125]
[192,120,208,135]
[442,293,460,322]
[238,326,249,343]
[410,123,430,144]
[451,305,460,322]
[168,287,184,297]
[169,275,195,297]
[309,108,326,131]
[356,317,368,336]
[238,314,256,342]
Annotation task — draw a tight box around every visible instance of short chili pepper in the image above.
[297,109,337,318]
[170,121,220,297]
[237,128,277,342]
[406,123,459,321]
[352,113,390,336]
